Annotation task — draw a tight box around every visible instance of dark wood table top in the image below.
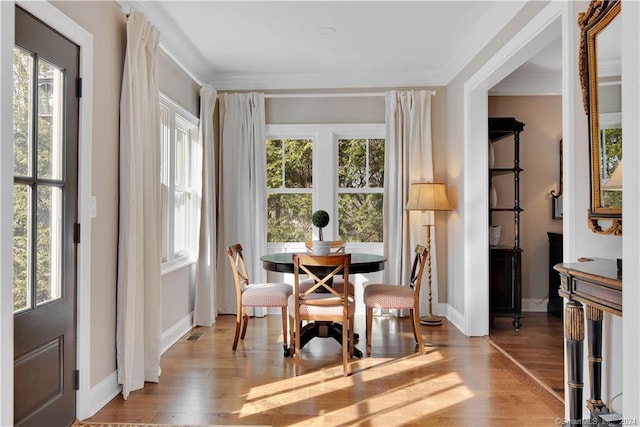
[261,252,386,274]
[553,257,621,287]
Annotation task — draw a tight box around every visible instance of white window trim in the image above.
[159,93,199,275]
[265,123,385,254]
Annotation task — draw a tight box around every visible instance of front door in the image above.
[13,6,79,426]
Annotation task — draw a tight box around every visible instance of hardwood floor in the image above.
[488,312,565,400]
[88,314,563,426]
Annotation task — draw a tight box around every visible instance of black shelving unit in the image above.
[489,117,525,330]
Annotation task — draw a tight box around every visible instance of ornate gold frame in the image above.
[578,0,622,235]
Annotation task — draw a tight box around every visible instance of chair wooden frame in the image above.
[226,244,291,355]
[290,253,354,376]
[364,245,428,356]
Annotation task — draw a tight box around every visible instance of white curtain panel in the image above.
[216,93,267,315]
[116,12,161,399]
[194,84,218,326]
[383,90,438,315]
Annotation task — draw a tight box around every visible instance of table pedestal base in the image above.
[295,321,362,358]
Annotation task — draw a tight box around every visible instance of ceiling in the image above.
[125,1,559,91]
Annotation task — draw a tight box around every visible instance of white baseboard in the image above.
[161,311,194,355]
[522,298,548,313]
[440,303,466,334]
[84,370,120,420]
[82,312,194,419]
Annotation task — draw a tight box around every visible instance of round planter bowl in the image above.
[312,240,331,255]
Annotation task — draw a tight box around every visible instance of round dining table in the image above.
[261,252,386,275]
[260,252,386,358]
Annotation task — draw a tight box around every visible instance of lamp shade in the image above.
[405,182,452,211]
[602,159,622,191]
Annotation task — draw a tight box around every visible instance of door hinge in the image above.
[76,77,82,98]
[73,223,80,244]
[74,369,80,390]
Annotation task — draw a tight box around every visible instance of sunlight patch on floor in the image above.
[237,351,471,424]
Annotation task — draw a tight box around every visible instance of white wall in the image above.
[445,0,552,332]
[621,0,640,421]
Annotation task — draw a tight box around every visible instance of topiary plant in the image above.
[312,210,330,241]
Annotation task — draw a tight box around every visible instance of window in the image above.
[160,93,200,272]
[337,138,384,242]
[265,124,385,248]
[266,138,313,242]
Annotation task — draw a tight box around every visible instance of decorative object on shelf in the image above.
[550,139,563,220]
[488,143,495,168]
[405,182,452,326]
[579,0,622,235]
[489,184,498,209]
[311,209,330,241]
[489,225,501,247]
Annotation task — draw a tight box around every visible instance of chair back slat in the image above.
[409,244,429,295]
[293,253,351,305]
[227,244,250,293]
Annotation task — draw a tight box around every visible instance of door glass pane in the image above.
[13,184,32,313]
[37,59,64,180]
[267,193,312,242]
[36,186,62,306]
[13,47,33,178]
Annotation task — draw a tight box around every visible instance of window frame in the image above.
[159,92,200,274]
[265,123,385,254]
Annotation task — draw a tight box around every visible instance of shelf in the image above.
[488,117,525,331]
[491,207,524,212]
[490,167,523,176]
[489,117,525,142]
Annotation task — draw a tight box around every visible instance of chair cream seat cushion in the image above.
[242,283,292,306]
[363,284,414,309]
[287,294,355,317]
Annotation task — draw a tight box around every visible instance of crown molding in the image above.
[211,70,444,91]
[118,1,210,86]
[440,1,528,86]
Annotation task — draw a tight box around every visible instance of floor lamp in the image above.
[405,182,452,326]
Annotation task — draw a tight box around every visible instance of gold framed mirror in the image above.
[579,0,622,235]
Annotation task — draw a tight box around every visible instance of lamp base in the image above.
[420,314,443,326]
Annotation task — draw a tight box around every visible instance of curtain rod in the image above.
[265,92,383,99]
[264,90,436,99]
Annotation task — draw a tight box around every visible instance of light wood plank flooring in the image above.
[488,312,565,400]
[88,315,563,426]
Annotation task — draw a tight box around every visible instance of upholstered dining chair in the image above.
[363,244,428,356]
[226,243,293,355]
[300,240,354,295]
[289,253,354,376]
